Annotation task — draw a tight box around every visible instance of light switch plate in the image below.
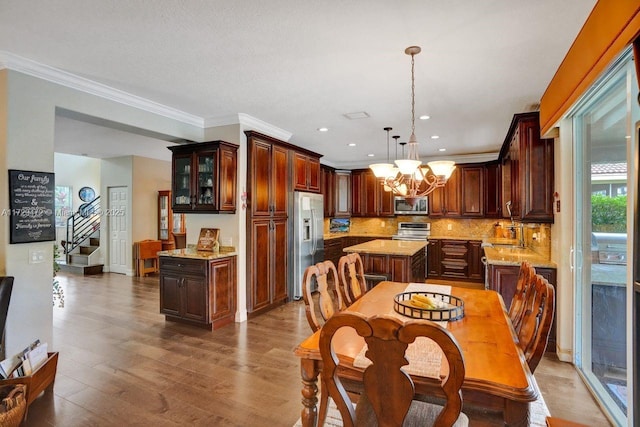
[29,249,46,264]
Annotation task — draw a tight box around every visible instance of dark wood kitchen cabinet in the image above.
[169,141,238,213]
[321,165,335,217]
[293,151,321,193]
[484,161,502,218]
[500,112,554,223]
[429,167,461,217]
[460,165,484,217]
[159,255,237,330]
[245,131,291,315]
[334,171,351,217]
[427,238,483,283]
[351,169,394,217]
[248,134,289,217]
[488,264,557,351]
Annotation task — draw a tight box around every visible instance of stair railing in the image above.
[65,197,101,263]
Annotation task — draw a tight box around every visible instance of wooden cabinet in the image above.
[429,167,461,217]
[499,112,554,223]
[159,255,237,330]
[294,152,321,192]
[484,161,502,218]
[324,237,342,267]
[460,165,484,217]
[358,247,426,283]
[488,264,557,351]
[351,169,394,217]
[335,171,351,217]
[249,136,289,217]
[248,218,288,314]
[427,239,484,283]
[157,190,185,250]
[321,165,335,217]
[430,165,485,218]
[245,131,291,315]
[169,141,238,213]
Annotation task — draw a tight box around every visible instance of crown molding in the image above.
[204,113,292,142]
[0,51,204,127]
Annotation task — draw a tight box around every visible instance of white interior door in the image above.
[109,186,129,274]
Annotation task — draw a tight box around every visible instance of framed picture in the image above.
[8,169,56,243]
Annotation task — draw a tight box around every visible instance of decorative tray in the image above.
[393,292,464,321]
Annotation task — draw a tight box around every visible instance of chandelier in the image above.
[369,46,455,204]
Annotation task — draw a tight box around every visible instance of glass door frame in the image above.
[571,48,634,425]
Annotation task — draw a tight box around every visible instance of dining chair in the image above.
[301,260,344,427]
[302,260,344,332]
[319,311,469,427]
[0,277,14,360]
[517,274,555,373]
[337,253,367,307]
[508,261,535,332]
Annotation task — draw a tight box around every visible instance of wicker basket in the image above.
[0,384,26,427]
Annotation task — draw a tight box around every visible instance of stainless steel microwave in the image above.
[393,196,429,215]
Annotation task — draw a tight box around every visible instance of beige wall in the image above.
[132,156,171,243]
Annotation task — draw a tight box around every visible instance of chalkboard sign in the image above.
[8,170,56,244]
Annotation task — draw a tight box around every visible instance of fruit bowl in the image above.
[393,292,464,321]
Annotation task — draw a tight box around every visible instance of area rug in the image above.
[293,383,551,426]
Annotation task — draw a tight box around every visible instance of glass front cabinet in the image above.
[169,141,238,213]
[158,190,186,250]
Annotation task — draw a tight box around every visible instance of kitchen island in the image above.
[158,248,237,330]
[342,239,427,283]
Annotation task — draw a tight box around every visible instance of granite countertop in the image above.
[342,239,427,256]
[158,246,237,260]
[483,246,556,268]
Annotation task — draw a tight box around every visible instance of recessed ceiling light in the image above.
[431,135,440,139]
[438,148,446,152]
[317,127,329,132]
[367,153,375,157]
[348,143,357,147]
[625,135,631,139]
[419,115,430,120]
[344,111,370,120]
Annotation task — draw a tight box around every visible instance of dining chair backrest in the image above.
[517,274,555,373]
[337,253,367,307]
[319,311,467,427]
[509,261,535,332]
[0,277,13,360]
[302,260,343,332]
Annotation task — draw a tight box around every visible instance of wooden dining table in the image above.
[293,281,539,427]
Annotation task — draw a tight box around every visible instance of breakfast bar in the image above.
[342,239,427,283]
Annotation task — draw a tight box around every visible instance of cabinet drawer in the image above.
[160,257,207,276]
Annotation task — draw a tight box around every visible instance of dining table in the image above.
[293,281,539,427]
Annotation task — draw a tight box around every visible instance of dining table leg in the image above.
[504,400,530,427]
[300,358,319,427]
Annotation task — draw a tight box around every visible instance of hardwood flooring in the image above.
[21,272,611,426]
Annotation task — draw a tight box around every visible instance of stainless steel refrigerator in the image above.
[291,191,324,300]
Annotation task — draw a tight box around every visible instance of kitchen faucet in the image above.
[505,201,525,248]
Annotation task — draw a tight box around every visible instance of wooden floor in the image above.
[21,272,611,426]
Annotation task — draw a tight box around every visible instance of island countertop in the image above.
[343,239,427,256]
[158,247,237,260]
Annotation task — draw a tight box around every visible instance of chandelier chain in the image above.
[411,53,415,135]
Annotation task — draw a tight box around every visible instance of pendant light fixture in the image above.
[382,46,456,203]
[369,127,394,178]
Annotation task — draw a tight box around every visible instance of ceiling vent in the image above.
[343,111,370,120]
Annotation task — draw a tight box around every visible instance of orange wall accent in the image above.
[539,1,640,136]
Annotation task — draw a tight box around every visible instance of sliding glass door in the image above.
[573,51,637,425]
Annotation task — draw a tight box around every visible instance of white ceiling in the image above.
[0,1,596,167]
